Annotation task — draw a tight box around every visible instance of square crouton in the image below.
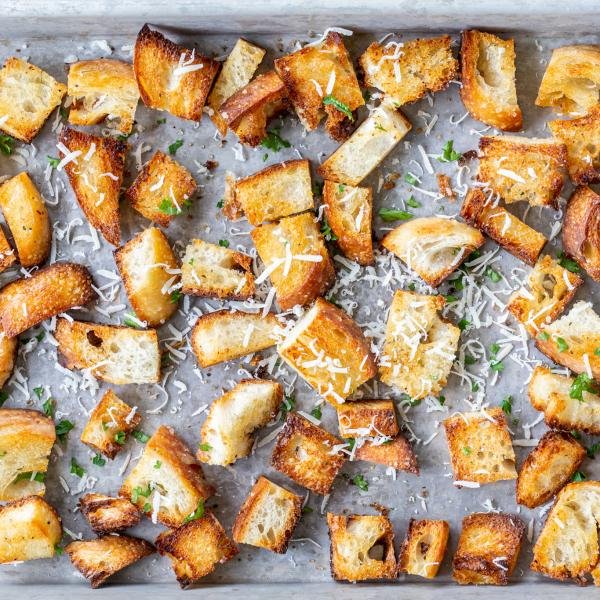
[477,135,567,208]
[444,408,516,485]
[360,36,458,107]
[271,412,346,495]
[67,59,140,134]
[197,379,282,466]
[156,512,238,587]
[327,513,396,582]
[232,475,302,553]
[382,217,484,287]
[275,32,364,141]
[80,390,141,459]
[278,298,377,404]
[134,24,219,121]
[79,493,142,534]
[379,291,460,401]
[398,519,450,578]
[336,400,398,439]
[125,150,197,227]
[0,57,66,142]
[120,425,214,527]
[453,512,525,585]
[354,435,419,474]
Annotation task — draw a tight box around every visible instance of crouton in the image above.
[436,173,455,200]
[80,390,141,459]
[271,412,346,495]
[0,263,95,338]
[252,213,334,309]
[382,217,484,287]
[453,512,524,585]
[156,512,238,587]
[516,431,586,509]
[0,172,51,267]
[562,186,600,281]
[0,409,55,501]
[398,519,450,578]
[207,38,266,136]
[531,481,600,582]
[0,228,15,273]
[232,475,302,553]
[0,57,66,142]
[125,150,197,227]
[507,255,582,335]
[221,170,243,221]
[278,298,377,404]
[275,32,364,141]
[0,496,61,563]
[535,45,600,115]
[190,309,280,368]
[66,535,154,588]
[0,328,17,388]
[477,135,567,208]
[534,301,600,379]
[354,435,419,474]
[460,188,546,265]
[59,127,126,245]
[379,291,460,400]
[323,180,373,265]
[549,104,600,184]
[327,513,396,582]
[133,24,219,121]
[67,59,140,134]
[360,36,458,107]
[444,408,517,485]
[197,379,283,466]
[115,227,179,327]
[336,400,399,438]
[120,425,214,527]
[317,104,411,186]
[459,30,522,131]
[55,318,160,384]
[79,493,141,534]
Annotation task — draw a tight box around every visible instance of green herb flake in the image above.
[501,395,513,415]
[54,544,64,556]
[56,420,74,442]
[538,331,550,341]
[262,153,268,162]
[47,155,60,168]
[572,470,586,482]
[438,395,446,406]
[462,446,472,455]
[346,438,356,450]
[310,405,323,420]
[281,394,295,420]
[42,398,55,418]
[92,453,106,467]
[458,318,470,331]
[378,207,413,222]
[301,505,313,515]
[114,430,126,445]
[406,196,421,208]
[569,373,599,401]
[437,140,462,163]
[33,386,44,400]
[445,294,458,303]
[595,347,600,356]
[556,337,569,352]
[260,128,291,152]
[404,173,418,185]
[485,267,502,283]
[0,135,14,156]
[158,197,182,216]
[216,198,224,208]
[168,139,184,155]
[218,239,230,248]
[322,95,354,121]
[489,343,500,356]
[14,471,45,483]
[490,361,504,373]
[154,460,162,469]
[571,429,582,440]
[156,118,167,124]
[170,290,182,304]
[320,219,337,241]
[183,499,205,524]
[557,251,581,274]
[70,458,85,478]
[198,443,212,452]
[142,502,152,513]
[464,354,477,365]
[587,442,600,459]
[132,430,150,443]
[123,314,143,329]
[352,474,369,491]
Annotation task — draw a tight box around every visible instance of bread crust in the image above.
[79,493,142,535]
[354,435,419,474]
[336,400,399,438]
[398,519,450,578]
[0,327,17,389]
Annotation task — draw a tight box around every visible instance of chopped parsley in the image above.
[464,354,477,365]
[572,470,586,482]
[54,544,64,556]
[437,140,462,162]
[501,395,513,415]
[557,251,581,274]
[320,219,337,241]
[352,474,368,491]
[168,139,184,155]
[485,267,502,283]
[458,318,470,331]
[131,484,152,503]
[281,394,295,420]
[378,207,412,222]
[260,128,291,152]
[156,118,167,124]
[170,290,182,304]
[310,405,322,420]
[218,239,229,248]
[262,153,268,162]
[198,443,212,452]
[445,294,458,303]
[404,173,418,185]
[56,420,74,442]
[587,442,600,459]
[132,430,150,443]
[538,331,550,341]
[462,446,472,455]
[216,198,224,208]
[42,398,55,418]
[14,471,45,483]
[47,155,60,168]
[123,314,143,329]
[406,196,421,208]
[374,123,387,132]
[322,95,354,121]
[154,460,162,469]
[338,184,346,194]
[438,395,446,406]
[183,499,205,523]
[33,386,44,400]
[114,431,126,445]
[556,337,569,352]
[302,505,313,515]
[142,502,152,513]
[569,373,598,401]
[490,361,505,372]
[0,135,14,156]
[92,453,106,466]
[489,343,501,355]
[70,458,85,478]
[158,197,183,215]
[346,438,356,450]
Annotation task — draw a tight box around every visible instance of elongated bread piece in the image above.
[336,400,398,438]
[221,170,243,221]
[0,327,17,388]
[79,493,141,535]
[0,228,16,274]
[398,519,450,579]
[354,435,419,473]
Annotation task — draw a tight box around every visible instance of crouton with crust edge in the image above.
[79,493,142,535]
[336,400,399,438]
[354,435,419,474]
[398,519,449,578]
[0,227,15,274]
[221,170,243,220]
[0,327,17,388]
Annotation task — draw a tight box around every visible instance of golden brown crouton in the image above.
[0,327,17,388]
[79,493,141,534]
[0,228,15,274]
[436,173,455,200]
[354,435,419,474]
[336,400,398,438]
[221,170,243,221]
[398,519,450,578]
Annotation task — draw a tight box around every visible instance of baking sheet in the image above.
[0,24,598,588]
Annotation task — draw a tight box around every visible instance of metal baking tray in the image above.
[1,0,599,597]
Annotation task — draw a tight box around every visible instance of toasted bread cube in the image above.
[517,431,586,509]
[120,425,214,527]
[197,379,282,466]
[323,180,373,265]
[278,298,377,404]
[0,496,61,563]
[55,318,160,384]
[79,493,141,534]
[0,57,66,142]
[125,150,197,227]
[275,32,364,141]
[0,228,16,273]
[398,519,449,579]
[66,535,154,588]
[221,170,243,221]
[317,104,411,186]
[477,135,567,208]
[67,59,140,134]
[379,291,460,400]
[382,217,484,287]
[336,400,398,438]
[453,512,524,585]
[252,213,334,309]
[134,24,219,121]
[0,409,55,501]
[444,408,516,485]
[232,475,302,553]
[460,188,546,265]
[271,412,346,494]
[0,172,51,267]
[0,327,17,388]
[360,36,458,108]
[156,512,238,587]
[354,435,419,474]
[459,30,522,131]
[59,127,126,245]
[0,263,95,338]
[327,513,396,582]
[437,173,455,200]
[115,227,179,327]
[535,45,600,115]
